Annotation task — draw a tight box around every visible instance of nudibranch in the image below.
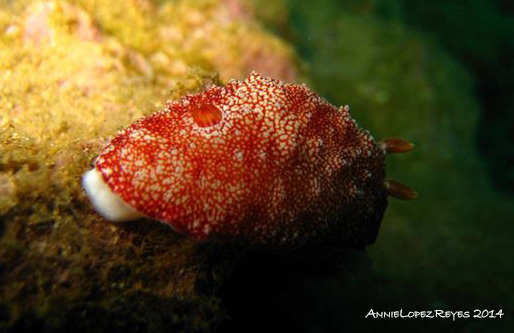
[83,72,416,250]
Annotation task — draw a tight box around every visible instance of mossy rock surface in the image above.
[0,0,296,331]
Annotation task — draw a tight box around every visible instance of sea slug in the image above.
[82,72,416,250]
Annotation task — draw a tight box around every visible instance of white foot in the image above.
[82,168,144,222]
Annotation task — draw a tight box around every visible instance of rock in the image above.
[0,0,296,331]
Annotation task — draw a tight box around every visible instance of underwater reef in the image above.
[1,0,513,332]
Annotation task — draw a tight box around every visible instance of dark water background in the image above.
[221,1,514,332]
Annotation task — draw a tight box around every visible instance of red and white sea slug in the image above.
[82,72,416,250]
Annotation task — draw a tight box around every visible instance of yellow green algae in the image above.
[0,0,296,331]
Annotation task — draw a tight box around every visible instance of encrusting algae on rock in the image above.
[83,72,417,250]
[0,0,300,331]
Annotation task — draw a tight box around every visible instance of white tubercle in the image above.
[82,168,144,222]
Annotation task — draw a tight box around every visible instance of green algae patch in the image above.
[304,15,514,301]
[0,0,296,331]
[286,2,514,326]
